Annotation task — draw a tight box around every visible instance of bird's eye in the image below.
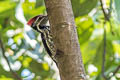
[32,23,36,28]
[40,26,46,29]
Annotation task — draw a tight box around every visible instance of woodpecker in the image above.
[27,15,56,63]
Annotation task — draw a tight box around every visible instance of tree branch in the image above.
[0,37,22,80]
[112,65,120,76]
[100,0,114,34]
[108,0,113,18]
[100,0,108,80]
[101,21,108,80]
[108,65,120,79]
[100,0,109,21]
[100,0,117,80]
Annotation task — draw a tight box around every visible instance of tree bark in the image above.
[44,0,86,80]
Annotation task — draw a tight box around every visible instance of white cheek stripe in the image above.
[37,25,42,32]
[34,17,40,26]
[37,17,45,26]
[36,17,45,32]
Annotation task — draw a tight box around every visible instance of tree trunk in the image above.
[44,0,86,80]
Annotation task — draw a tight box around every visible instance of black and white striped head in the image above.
[27,15,48,33]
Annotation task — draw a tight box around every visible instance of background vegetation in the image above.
[0,0,120,80]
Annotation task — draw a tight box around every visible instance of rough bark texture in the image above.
[44,0,86,80]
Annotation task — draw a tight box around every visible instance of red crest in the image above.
[27,15,40,26]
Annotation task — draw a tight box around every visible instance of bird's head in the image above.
[27,15,48,32]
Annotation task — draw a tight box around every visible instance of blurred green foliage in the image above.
[0,0,120,80]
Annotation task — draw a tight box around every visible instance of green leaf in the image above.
[81,38,102,64]
[114,0,120,22]
[28,60,55,79]
[76,16,94,44]
[22,1,45,20]
[71,0,98,17]
[0,65,12,77]
[35,0,44,8]
[0,1,16,13]
[0,76,13,80]
[42,63,49,71]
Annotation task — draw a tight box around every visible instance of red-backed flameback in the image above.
[27,15,57,63]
